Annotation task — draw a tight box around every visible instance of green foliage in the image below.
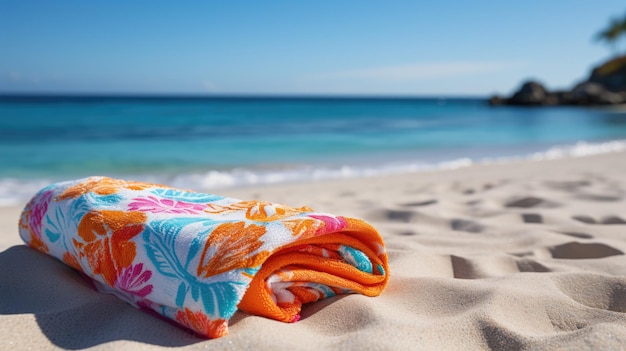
[595,12,626,55]
[595,55,626,76]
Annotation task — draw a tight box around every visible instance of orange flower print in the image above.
[244,201,313,222]
[175,308,227,338]
[63,251,82,271]
[282,218,320,238]
[203,201,253,215]
[28,231,49,254]
[197,222,269,278]
[204,201,312,222]
[58,177,167,200]
[74,210,147,286]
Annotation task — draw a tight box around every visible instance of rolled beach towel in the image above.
[18,177,389,338]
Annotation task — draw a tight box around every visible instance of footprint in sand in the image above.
[450,255,478,279]
[479,320,526,351]
[515,258,552,273]
[400,199,438,207]
[572,215,626,225]
[450,219,486,233]
[505,196,560,209]
[572,215,596,224]
[549,242,624,259]
[450,255,519,279]
[451,180,503,196]
[602,216,626,224]
[451,255,553,279]
[521,213,543,224]
[384,209,416,223]
[394,230,417,236]
[552,230,594,239]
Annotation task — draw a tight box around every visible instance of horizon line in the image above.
[0,92,491,100]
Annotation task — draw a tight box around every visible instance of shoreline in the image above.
[2,138,625,208]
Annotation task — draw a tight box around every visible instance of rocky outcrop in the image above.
[490,55,626,106]
[509,81,548,105]
[569,82,625,105]
[588,55,626,92]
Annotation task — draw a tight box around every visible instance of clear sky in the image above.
[1,1,625,96]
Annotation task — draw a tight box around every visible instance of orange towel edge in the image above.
[238,219,389,322]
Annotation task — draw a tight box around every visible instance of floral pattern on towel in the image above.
[19,176,389,339]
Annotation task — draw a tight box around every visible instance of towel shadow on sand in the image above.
[0,245,343,349]
[0,245,206,348]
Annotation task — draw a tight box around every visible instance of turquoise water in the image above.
[1,96,626,203]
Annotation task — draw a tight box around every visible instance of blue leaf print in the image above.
[143,217,250,319]
[144,220,190,279]
[307,283,336,298]
[191,285,200,301]
[338,245,373,274]
[151,188,224,203]
[78,192,123,212]
[185,234,206,270]
[199,281,241,318]
[93,194,123,205]
[44,203,73,248]
[144,218,216,277]
[45,228,60,243]
[44,208,64,243]
[144,232,181,278]
[69,195,91,224]
[176,282,188,308]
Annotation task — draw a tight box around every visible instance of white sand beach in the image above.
[1,151,626,350]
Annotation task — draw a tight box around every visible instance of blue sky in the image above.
[1,1,625,96]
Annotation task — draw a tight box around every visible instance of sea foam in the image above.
[2,139,625,206]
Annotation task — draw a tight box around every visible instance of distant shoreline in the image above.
[491,55,626,107]
[0,94,487,102]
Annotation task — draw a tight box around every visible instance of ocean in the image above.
[1,95,626,205]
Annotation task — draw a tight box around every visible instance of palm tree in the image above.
[595,17,624,56]
[621,14,626,53]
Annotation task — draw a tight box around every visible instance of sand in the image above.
[1,152,626,350]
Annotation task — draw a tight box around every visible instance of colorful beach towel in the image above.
[18,177,389,338]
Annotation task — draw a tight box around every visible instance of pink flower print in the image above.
[309,214,348,235]
[115,263,153,298]
[128,196,205,214]
[29,189,54,240]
